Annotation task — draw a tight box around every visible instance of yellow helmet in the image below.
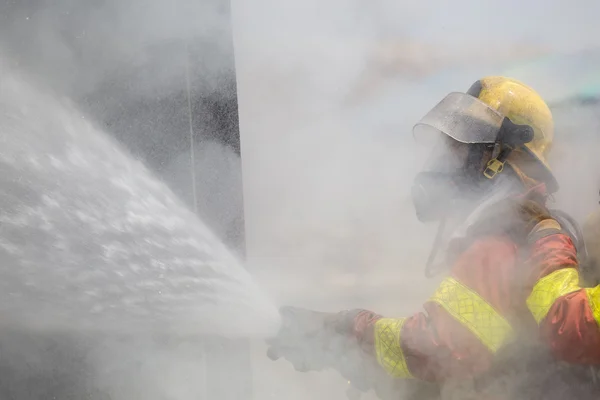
[413,76,557,193]
[469,76,557,192]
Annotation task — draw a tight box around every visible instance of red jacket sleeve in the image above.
[352,236,520,382]
[525,220,600,363]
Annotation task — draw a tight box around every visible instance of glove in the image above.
[266,306,338,371]
[266,306,372,391]
[266,307,441,400]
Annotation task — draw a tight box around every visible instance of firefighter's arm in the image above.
[351,307,494,382]
[352,237,517,382]
[525,219,600,363]
[266,239,516,385]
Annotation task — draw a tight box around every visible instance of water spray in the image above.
[0,64,279,337]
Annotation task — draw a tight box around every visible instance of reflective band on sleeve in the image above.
[429,277,513,353]
[526,268,581,324]
[374,318,414,379]
[585,286,600,327]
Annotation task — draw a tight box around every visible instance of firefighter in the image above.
[266,76,578,398]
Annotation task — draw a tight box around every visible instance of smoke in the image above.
[2,0,600,399]
[233,0,600,316]
[0,0,233,96]
[232,0,600,399]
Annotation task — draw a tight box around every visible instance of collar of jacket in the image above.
[443,169,531,264]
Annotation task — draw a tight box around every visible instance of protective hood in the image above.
[449,170,526,242]
[424,169,526,277]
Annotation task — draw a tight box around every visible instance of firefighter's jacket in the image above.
[527,220,600,364]
[350,215,590,384]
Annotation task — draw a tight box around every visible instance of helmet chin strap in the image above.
[484,117,535,180]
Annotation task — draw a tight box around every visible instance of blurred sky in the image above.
[233,0,600,121]
[382,0,600,49]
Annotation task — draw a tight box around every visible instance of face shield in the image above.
[410,92,526,222]
[413,92,505,146]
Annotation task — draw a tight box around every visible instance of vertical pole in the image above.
[184,1,253,397]
[184,41,208,400]
[185,42,199,215]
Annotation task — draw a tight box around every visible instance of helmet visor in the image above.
[413,92,505,146]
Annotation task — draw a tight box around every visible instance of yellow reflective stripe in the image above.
[526,268,581,324]
[374,318,414,379]
[429,277,512,353]
[585,286,600,326]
